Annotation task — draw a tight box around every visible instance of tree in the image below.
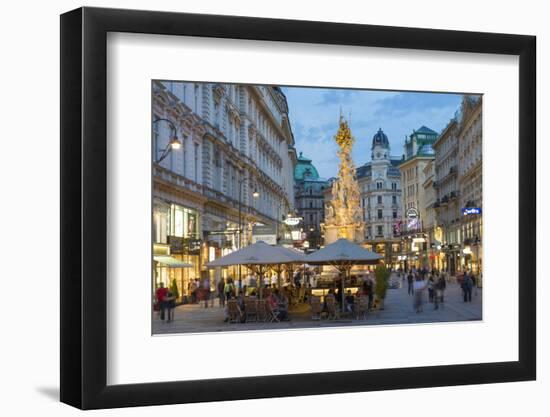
[169,278,180,301]
[375,264,390,309]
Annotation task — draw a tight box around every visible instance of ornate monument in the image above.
[323,116,365,244]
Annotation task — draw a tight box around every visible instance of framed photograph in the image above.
[60,6,536,410]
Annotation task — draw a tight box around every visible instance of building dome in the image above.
[372,128,390,150]
[294,152,320,181]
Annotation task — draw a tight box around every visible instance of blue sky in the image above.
[281,87,465,179]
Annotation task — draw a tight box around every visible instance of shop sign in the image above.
[170,236,201,254]
[462,207,482,215]
[168,236,184,254]
[252,225,276,235]
[284,216,301,226]
[252,224,277,245]
[406,207,419,219]
[405,208,420,231]
[184,238,202,255]
[252,234,277,245]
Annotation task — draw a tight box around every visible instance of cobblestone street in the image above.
[153,277,482,335]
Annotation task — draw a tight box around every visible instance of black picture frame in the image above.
[60,6,536,410]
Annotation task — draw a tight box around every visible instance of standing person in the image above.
[407,271,414,296]
[189,279,197,304]
[165,290,176,322]
[413,276,426,313]
[335,280,342,310]
[217,278,226,308]
[345,290,355,314]
[364,275,374,311]
[248,274,257,293]
[437,273,447,304]
[224,278,235,299]
[427,275,435,303]
[462,273,473,302]
[155,282,169,322]
[203,277,211,308]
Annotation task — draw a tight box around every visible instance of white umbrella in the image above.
[207,241,304,266]
[269,245,307,290]
[207,241,305,297]
[306,239,382,312]
[306,239,382,264]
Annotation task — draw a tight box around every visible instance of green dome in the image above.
[294,152,320,181]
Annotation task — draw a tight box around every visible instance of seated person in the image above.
[323,289,336,312]
[345,290,355,313]
[273,289,289,321]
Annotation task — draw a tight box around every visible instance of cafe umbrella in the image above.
[305,238,383,312]
[269,245,307,290]
[206,241,305,298]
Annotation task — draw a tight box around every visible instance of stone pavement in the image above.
[152,277,482,335]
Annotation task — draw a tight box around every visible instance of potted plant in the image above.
[374,265,390,310]
[169,278,180,304]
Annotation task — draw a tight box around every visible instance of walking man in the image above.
[217,277,226,308]
[462,273,473,302]
[407,271,414,296]
[203,277,211,308]
[155,282,169,322]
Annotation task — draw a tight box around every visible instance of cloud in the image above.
[316,89,357,106]
[283,86,464,178]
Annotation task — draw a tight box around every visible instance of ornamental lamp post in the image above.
[237,178,259,293]
[153,118,182,163]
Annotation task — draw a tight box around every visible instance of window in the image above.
[228,118,234,143]
[376,182,382,190]
[392,182,397,190]
[194,84,199,112]
[392,195,397,204]
[194,143,199,182]
[309,201,313,208]
[310,214,314,222]
[377,195,382,204]
[377,209,383,219]
[153,117,160,158]
[213,101,220,127]
[376,225,383,236]
[393,210,398,219]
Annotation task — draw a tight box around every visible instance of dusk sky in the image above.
[281,87,465,179]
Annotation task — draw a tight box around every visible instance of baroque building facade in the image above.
[398,126,438,269]
[152,81,297,299]
[421,159,438,270]
[356,129,403,266]
[432,95,482,279]
[294,153,328,250]
[457,96,483,279]
[433,117,461,275]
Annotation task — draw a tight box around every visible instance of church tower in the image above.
[371,128,390,163]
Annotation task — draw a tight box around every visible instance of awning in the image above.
[153,256,193,268]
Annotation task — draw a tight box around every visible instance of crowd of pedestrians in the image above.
[400,267,447,313]
[155,267,480,325]
[399,266,478,313]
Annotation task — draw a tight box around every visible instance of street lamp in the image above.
[153,118,182,163]
[237,178,259,293]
